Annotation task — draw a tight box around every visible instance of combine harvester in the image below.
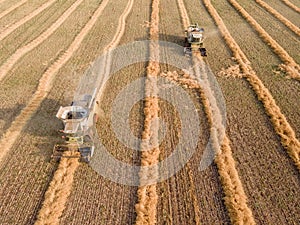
[184,23,207,56]
[52,88,100,163]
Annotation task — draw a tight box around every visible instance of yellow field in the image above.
[0,0,299,224]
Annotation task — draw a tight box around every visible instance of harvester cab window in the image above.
[67,112,73,119]
[67,110,87,120]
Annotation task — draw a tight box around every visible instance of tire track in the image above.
[0,0,29,20]
[281,0,300,13]
[254,0,300,36]
[0,0,84,83]
[203,0,300,170]
[176,0,256,223]
[227,0,300,80]
[0,0,57,42]
[135,0,160,224]
[35,0,134,223]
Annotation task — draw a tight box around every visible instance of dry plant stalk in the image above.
[135,0,160,224]
[281,0,300,13]
[35,152,79,225]
[203,0,300,171]
[254,0,300,36]
[218,65,243,78]
[228,0,300,80]
[0,0,57,42]
[0,0,85,82]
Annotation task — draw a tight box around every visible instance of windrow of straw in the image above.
[161,70,256,225]
[254,0,300,36]
[218,65,243,78]
[228,0,300,80]
[0,0,57,42]
[0,0,29,20]
[203,0,300,171]
[0,0,110,166]
[0,0,85,82]
[35,152,79,225]
[135,0,160,224]
[281,0,300,13]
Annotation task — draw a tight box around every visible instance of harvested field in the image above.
[281,0,300,13]
[227,0,300,80]
[0,0,299,224]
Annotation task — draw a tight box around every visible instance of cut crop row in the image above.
[0,0,84,82]
[254,0,300,36]
[0,0,57,42]
[203,0,300,171]
[227,0,300,80]
[135,0,161,223]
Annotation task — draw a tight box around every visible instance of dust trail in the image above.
[0,0,84,82]
[254,0,300,36]
[35,0,134,223]
[228,0,300,80]
[0,0,57,42]
[0,0,29,20]
[203,0,300,171]
[135,0,160,224]
[176,0,256,223]
[281,0,300,13]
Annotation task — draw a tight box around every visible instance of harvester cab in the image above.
[52,89,99,163]
[184,23,207,57]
